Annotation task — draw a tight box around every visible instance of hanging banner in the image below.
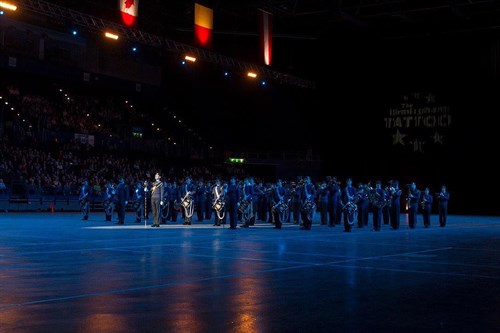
[119,0,139,27]
[194,3,213,48]
[259,9,273,66]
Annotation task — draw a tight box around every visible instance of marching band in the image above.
[78,175,450,230]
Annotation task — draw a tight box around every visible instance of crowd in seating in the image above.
[0,80,245,198]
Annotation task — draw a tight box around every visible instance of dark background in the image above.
[2,0,500,214]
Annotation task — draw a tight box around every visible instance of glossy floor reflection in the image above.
[0,212,499,332]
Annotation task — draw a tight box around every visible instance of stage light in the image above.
[184,55,197,62]
[132,47,137,52]
[247,72,257,78]
[72,30,77,36]
[104,32,119,40]
[181,61,186,65]
[224,71,229,76]
[261,81,267,86]
[0,2,17,11]
[0,10,4,15]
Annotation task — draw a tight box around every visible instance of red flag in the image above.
[259,9,273,66]
[119,0,139,27]
[194,3,213,48]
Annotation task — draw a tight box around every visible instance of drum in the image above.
[181,197,192,209]
[213,199,225,212]
[277,201,288,213]
[239,199,250,213]
[301,200,316,213]
[342,201,358,225]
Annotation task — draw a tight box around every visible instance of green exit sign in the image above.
[229,158,244,163]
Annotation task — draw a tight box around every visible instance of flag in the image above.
[119,0,139,27]
[259,9,273,66]
[194,3,213,48]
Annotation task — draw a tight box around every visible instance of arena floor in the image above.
[0,212,499,332]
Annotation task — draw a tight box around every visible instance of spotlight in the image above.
[0,2,17,11]
[224,71,229,77]
[184,55,197,62]
[132,47,137,52]
[247,72,257,78]
[104,32,119,40]
[72,30,77,36]
[261,81,267,86]
[0,10,4,15]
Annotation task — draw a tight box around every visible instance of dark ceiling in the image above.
[45,0,500,40]
[23,0,500,82]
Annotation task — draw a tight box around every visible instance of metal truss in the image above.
[14,0,316,89]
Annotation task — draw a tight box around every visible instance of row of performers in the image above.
[79,175,450,230]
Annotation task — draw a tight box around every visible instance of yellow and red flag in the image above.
[194,3,213,48]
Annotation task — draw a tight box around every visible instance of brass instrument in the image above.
[420,197,426,210]
[367,183,386,209]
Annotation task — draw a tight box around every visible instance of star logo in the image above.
[432,131,445,144]
[392,129,407,146]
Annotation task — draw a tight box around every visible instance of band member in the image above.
[341,177,357,232]
[204,180,213,221]
[79,180,91,220]
[291,177,303,225]
[271,179,286,229]
[407,182,420,229]
[195,179,206,222]
[382,183,391,225]
[254,180,266,221]
[370,181,385,231]
[327,176,341,226]
[437,185,450,227]
[180,177,196,225]
[104,180,116,222]
[389,180,402,230]
[240,178,254,228]
[150,173,164,227]
[133,181,144,223]
[265,183,275,223]
[301,176,316,230]
[356,184,369,228]
[226,176,240,229]
[249,177,258,225]
[421,187,433,227]
[169,181,180,222]
[114,177,129,225]
[161,180,171,224]
[212,178,226,226]
[318,181,329,225]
